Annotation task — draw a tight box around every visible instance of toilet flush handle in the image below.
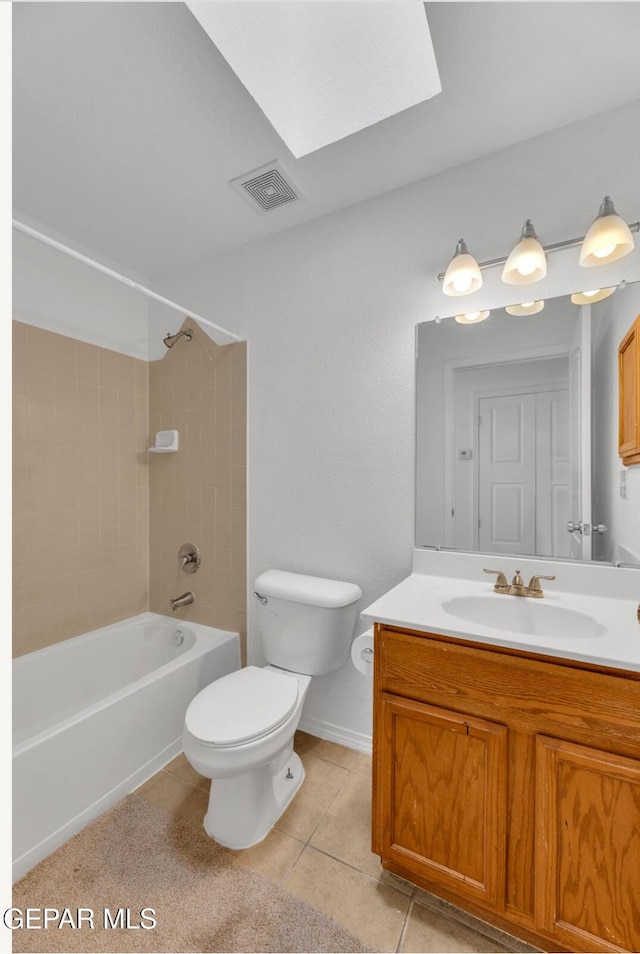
[253,591,268,605]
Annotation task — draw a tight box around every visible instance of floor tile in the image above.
[163,752,210,790]
[310,768,412,894]
[275,752,349,842]
[134,769,207,825]
[283,845,410,953]
[227,827,306,884]
[412,889,541,953]
[400,900,512,953]
[295,731,372,774]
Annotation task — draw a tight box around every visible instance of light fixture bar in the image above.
[12,219,244,345]
[437,221,640,282]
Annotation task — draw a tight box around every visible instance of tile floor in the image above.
[135,731,539,954]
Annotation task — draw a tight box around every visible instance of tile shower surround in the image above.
[12,320,247,658]
[148,322,246,638]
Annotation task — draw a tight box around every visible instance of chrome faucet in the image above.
[169,591,195,611]
[484,569,556,598]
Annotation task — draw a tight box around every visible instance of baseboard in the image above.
[297,715,372,755]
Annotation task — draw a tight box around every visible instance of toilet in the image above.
[182,569,362,849]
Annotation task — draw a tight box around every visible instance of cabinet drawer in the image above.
[376,626,640,758]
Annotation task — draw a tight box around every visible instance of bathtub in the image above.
[12,612,240,881]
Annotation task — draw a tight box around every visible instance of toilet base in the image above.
[203,750,305,850]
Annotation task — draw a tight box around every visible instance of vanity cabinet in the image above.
[618,312,640,465]
[372,624,640,953]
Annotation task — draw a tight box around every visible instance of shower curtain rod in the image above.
[12,219,244,345]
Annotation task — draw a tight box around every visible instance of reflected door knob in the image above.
[593,523,608,534]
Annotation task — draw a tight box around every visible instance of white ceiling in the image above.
[12,2,640,279]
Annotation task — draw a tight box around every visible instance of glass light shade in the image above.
[502,220,547,285]
[442,239,483,296]
[454,310,490,325]
[571,287,615,305]
[579,197,635,267]
[505,301,544,317]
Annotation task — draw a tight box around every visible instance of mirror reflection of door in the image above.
[452,357,570,557]
[476,388,570,556]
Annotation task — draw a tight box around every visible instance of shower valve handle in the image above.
[178,543,201,574]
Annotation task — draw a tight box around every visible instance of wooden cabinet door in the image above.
[535,735,640,953]
[376,693,507,908]
[618,315,640,465]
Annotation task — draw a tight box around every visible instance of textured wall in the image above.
[156,102,640,747]
[12,322,149,657]
[148,321,247,651]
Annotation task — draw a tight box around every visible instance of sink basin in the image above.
[441,595,606,640]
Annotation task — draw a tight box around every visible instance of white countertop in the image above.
[361,570,640,674]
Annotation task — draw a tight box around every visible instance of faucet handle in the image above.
[526,574,556,596]
[483,568,509,592]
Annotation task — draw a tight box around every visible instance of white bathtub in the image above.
[12,612,240,881]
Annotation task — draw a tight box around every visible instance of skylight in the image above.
[186,1,441,158]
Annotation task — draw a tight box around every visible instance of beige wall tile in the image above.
[13,320,246,659]
[148,323,246,649]
[12,324,150,657]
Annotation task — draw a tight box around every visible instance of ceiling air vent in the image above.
[230,161,302,214]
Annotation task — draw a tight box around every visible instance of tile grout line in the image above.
[395,897,415,954]
[296,762,356,845]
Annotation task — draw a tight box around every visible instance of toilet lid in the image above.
[185,666,300,747]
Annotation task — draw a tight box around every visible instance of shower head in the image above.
[163,328,193,349]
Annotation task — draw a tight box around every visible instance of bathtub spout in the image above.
[170,592,195,612]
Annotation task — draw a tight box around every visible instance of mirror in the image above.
[416,281,640,566]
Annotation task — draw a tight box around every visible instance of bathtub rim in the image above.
[13,612,239,755]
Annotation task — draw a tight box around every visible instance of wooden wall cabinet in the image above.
[618,313,640,466]
[372,625,640,953]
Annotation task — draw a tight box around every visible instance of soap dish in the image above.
[149,429,179,453]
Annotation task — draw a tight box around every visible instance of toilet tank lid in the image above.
[255,570,362,608]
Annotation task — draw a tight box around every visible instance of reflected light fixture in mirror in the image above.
[505,300,545,316]
[579,196,636,267]
[454,310,490,324]
[571,287,616,305]
[442,239,483,296]
[502,220,547,284]
[415,282,640,566]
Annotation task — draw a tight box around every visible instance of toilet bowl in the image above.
[182,569,362,849]
[183,665,312,848]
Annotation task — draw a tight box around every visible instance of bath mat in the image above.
[12,795,370,954]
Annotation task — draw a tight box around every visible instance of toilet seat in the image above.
[185,666,300,747]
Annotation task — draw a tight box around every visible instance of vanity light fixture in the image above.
[437,198,638,298]
[579,196,635,267]
[571,287,615,306]
[442,239,483,296]
[502,220,547,285]
[505,300,544,317]
[454,310,490,324]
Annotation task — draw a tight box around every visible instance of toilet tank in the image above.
[254,570,362,676]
